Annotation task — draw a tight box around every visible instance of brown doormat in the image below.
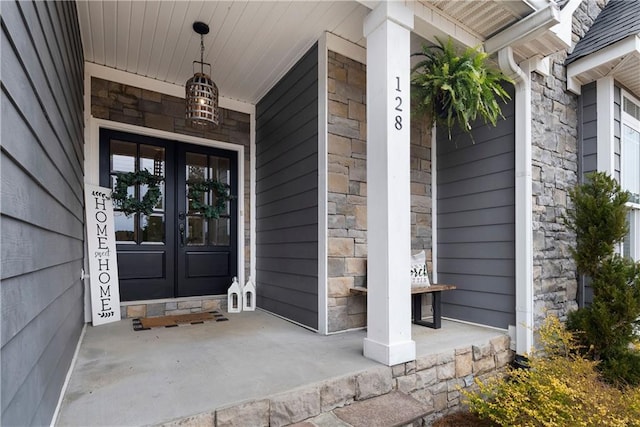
[132,311,228,331]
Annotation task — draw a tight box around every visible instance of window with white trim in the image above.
[621,92,640,261]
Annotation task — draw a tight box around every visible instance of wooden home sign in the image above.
[85,184,121,325]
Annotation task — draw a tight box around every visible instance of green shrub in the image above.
[563,172,640,385]
[464,317,640,426]
[563,172,629,278]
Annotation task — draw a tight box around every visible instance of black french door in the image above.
[99,129,238,301]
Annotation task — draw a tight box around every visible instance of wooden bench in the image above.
[350,284,456,329]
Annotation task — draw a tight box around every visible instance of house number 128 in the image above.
[394,76,403,130]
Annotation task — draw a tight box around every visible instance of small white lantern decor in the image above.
[227,277,242,313]
[242,276,256,311]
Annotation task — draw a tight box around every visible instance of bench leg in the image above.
[411,291,442,329]
[412,294,422,324]
[432,291,442,329]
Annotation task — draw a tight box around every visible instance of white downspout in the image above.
[499,46,534,355]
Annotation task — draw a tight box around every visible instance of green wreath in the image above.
[187,179,234,219]
[112,169,163,217]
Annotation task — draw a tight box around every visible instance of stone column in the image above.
[363,2,416,366]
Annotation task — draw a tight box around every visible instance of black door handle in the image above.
[179,223,185,246]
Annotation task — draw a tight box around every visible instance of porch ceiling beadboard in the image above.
[76,0,554,105]
[76,0,369,104]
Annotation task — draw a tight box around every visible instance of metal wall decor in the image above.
[185,21,219,127]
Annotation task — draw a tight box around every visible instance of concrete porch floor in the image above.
[55,310,506,426]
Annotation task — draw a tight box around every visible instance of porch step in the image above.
[291,391,429,427]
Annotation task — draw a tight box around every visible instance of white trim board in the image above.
[430,124,438,283]
[50,323,87,426]
[326,32,366,64]
[597,77,616,175]
[317,33,330,335]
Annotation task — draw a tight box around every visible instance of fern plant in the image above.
[411,37,512,140]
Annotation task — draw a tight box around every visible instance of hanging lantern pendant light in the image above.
[185,22,219,128]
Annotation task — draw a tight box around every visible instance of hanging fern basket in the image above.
[112,170,163,217]
[411,37,513,140]
[187,179,234,219]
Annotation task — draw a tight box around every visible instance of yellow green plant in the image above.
[464,316,640,427]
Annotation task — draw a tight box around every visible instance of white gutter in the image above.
[499,47,534,356]
[485,3,560,54]
[524,0,555,10]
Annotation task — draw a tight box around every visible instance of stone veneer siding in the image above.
[326,52,433,332]
[121,296,226,319]
[158,335,512,426]
[91,77,251,313]
[530,0,606,329]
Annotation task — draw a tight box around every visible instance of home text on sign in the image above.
[85,184,121,325]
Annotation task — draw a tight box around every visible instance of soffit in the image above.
[567,35,640,96]
[78,1,549,106]
[419,0,535,40]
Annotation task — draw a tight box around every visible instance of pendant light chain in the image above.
[200,33,205,74]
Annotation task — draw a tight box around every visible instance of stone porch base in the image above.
[156,335,512,427]
[120,295,227,319]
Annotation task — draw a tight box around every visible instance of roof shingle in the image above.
[565,0,640,65]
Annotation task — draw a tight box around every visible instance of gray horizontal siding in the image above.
[578,82,597,307]
[256,190,319,220]
[437,87,516,329]
[1,1,85,426]
[256,157,318,195]
[577,83,623,307]
[255,43,319,329]
[580,80,598,177]
[614,85,621,182]
[257,208,319,232]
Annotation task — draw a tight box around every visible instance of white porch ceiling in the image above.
[77,1,370,104]
[77,1,543,106]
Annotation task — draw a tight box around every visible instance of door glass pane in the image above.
[186,153,208,214]
[114,211,136,242]
[111,175,135,199]
[187,185,206,213]
[140,145,165,177]
[184,151,233,246]
[211,155,231,215]
[141,214,165,243]
[140,182,165,211]
[211,156,231,185]
[208,218,230,246]
[187,216,204,245]
[110,140,136,172]
[141,145,166,210]
[110,140,166,245]
[186,153,207,181]
[622,125,640,203]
